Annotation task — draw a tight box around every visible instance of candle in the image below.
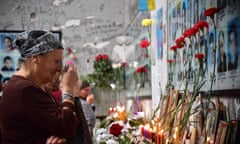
[166,138,169,144]
[155,133,159,144]
[174,127,179,144]
[206,137,210,144]
[160,129,164,144]
[140,125,144,135]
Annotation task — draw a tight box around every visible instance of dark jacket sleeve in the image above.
[21,86,79,138]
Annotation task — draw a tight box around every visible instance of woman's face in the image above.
[35,49,63,84]
[80,86,90,98]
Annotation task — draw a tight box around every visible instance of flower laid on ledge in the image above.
[109,123,124,137]
[141,19,152,26]
[140,39,150,48]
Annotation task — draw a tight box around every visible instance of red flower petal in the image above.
[175,37,185,48]
[140,39,150,48]
[109,123,123,137]
[170,45,177,51]
[167,59,174,63]
[204,7,219,17]
[195,21,209,30]
[67,47,72,54]
[195,53,205,59]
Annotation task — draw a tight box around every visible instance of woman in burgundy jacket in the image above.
[0,30,80,144]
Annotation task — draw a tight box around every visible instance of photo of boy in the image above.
[227,19,238,70]
[1,56,15,72]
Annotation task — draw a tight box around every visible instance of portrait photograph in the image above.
[217,30,227,73]
[0,31,61,82]
[205,110,218,142]
[227,18,238,71]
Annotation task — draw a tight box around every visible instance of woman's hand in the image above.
[87,94,94,104]
[46,136,66,144]
[61,64,78,94]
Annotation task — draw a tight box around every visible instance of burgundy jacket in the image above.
[0,75,79,144]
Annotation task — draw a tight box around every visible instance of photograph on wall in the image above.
[167,0,240,91]
[156,7,164,59]
[0,32,20,83]
[0,31,61,85]
[207,31,216,76]
[227,18,238,71]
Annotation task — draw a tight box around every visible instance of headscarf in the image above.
[14,30,63,58]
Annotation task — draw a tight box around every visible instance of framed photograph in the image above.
[0,30,62,84]
[163,90,179,129]
[159,94,170,123]
[215,121,229,144]
[168,90,179,113]
[205,110,219,142]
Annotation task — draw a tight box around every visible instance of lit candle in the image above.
[206,137,210,144]
[165,138,169,144]
[155,133,159,144]
[160,129,164,144]
[174,127,179,144]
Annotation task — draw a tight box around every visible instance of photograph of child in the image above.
[208,32,216,73]
[217,31,227,72]
[227,19,238,71]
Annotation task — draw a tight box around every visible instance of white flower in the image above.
[96,128,107,135]
[106,139,119,144]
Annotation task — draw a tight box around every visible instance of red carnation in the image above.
[170,45,177,51]
[121,62,127,67]
[183,29,191,38]
[189,27,199,36]
[95,55,101,61]
[136,66,147,73]
[140,39,150,48]
[102,54,109,60]
[109,123,123,137]
[195,53,205,59]
[67,47,72,54]
[204,7,219,17]
[167,59,175,63]
[195,21,208,30]
[175,37,185,48]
